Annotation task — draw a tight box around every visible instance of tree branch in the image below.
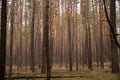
[102,0,120,48]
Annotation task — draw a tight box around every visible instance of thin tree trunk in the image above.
[30,0,35,73]
[9,0,15,79]
[24,0,28,72]
[99,0,104,69]
[68,0,73,71]
[18,0,23,71]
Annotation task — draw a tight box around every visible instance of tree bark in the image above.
[110,0,119,73]
[68,0,73,72]
[42,0,51,80]
[99,0,104,69]
[9,0,15,79]
[30,0,35,73]
[0,0,7,79]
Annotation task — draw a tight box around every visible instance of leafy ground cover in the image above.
[5,66,120,80]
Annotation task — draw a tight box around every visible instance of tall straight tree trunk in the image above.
[30,0,35,73]
[42,0,51,80]
[0,0,7,79]
[9,0,15,79]
[99,0,104,69]
[49,0,56,69]
[18,0,23,71]
[75,0,78,71]
[59,0,63,67]
[92,0,97,67]
[110,0,119,73]
[41,0,46,74]
[68,0,73,72]
[36,0,42,69]
[24,0,28,72]
[81,0,87,66]
[94,0,100,67]
[85,0,93,70]
[87,25,92,70]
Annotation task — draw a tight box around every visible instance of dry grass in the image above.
[5,65,120,80]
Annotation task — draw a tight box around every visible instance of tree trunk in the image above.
[99,0,104,69]
[110,0,119,73]
[9,0,15,79]
[0,0,7,79]
[68,0,73,72]
[42,0,51,80]
[41,0,46,74]
[30,0,35,73]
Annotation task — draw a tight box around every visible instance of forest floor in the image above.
[5,65,120,80]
